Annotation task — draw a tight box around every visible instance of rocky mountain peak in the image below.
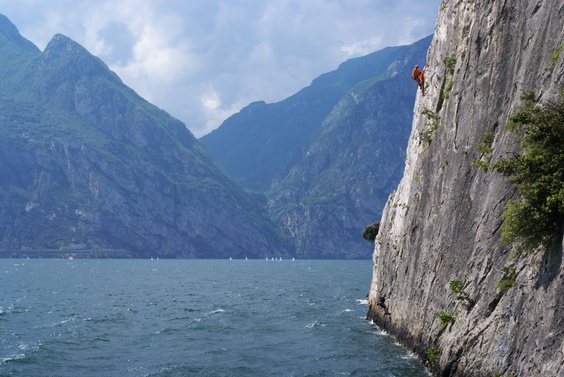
[41,33,120,84]
[44,33,87,59]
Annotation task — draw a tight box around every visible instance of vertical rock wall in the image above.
[368,1,564,376]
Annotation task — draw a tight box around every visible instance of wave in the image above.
[376,328,388,336]
[0,354,25,365]
[207,308,226,315]
[305,321,327,328]
[0,340,41,366]
[402,351,419,360]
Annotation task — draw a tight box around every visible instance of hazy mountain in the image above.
[200,39,430,192]
[203,36,431,258]
[0,14,293,259]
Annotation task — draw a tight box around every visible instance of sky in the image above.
[0,0,440,137]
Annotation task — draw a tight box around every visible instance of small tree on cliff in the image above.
[492,90,564,253]
[362,221,380,242]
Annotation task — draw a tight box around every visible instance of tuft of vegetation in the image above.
[420,108,441,146]
[450,279,475,309]
[442,56,457,99]
[520,89,536,102]
[552,44,563,69]
[477,130,496,154]
[362,221,380,242]
[442,56,457,74]
[436,310,456,326]
[443,76,454,99]
[425,346,442,367]
[497,266,517,292]
[472,130,496,171]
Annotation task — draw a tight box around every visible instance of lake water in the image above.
[0,259,428,376]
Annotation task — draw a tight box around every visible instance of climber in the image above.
[412,65,421,85]
[377,293,391,316]
[419,65,426,96]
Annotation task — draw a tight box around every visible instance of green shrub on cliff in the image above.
[420,108,440,146]
[362,221,380,242]
[449,279,475,309]
[492,90,564,253]
[436,310,456,326]
[442,56,456,99]
[471,130,496,171]
[552,44,562,69]
[425,346,441,367]
[497,266,517,292]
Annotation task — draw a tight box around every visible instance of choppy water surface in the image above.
[0,259,428,376]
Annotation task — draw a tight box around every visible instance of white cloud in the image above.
[340,36,384,57]
[0,0,440,137]
[201,86,221,111]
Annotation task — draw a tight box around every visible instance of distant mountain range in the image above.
[0,14,292,259]
[202,36,431,258]
[0,12,430,259]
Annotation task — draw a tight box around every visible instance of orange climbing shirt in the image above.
[412,67,421,80]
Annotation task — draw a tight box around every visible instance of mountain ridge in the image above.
[202,36,431,259]
[201,36,431,192]
[267,39,429,259]
[0,14,293,259]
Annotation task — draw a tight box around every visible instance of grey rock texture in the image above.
[367,1,564,376]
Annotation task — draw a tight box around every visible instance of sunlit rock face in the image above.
[367,2,564,376]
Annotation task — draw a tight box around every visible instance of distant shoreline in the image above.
[0,249,131,259]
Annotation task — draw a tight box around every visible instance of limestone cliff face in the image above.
[367,2,564,376]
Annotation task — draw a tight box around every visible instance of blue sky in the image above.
[0,0,440,137]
